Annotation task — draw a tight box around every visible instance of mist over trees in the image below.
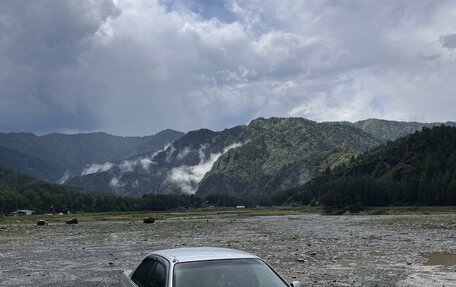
[0,167,202,213]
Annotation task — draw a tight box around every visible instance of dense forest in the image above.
[282,125,456,207]
[0,167,202,214]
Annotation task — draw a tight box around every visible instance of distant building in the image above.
[236,206,246,209]
[16,209,34,215]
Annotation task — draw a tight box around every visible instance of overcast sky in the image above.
[0,0,455,136]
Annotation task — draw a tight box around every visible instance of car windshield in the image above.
[173,258,289,287]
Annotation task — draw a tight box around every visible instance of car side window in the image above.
[131,258,157,287]
[148,261,167,287]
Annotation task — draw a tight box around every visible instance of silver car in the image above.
[120,247,302,287]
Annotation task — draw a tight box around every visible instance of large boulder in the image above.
[66,218,78,224]
[36,220,48,226]
[143,217,155,224]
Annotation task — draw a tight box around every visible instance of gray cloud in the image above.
[440,34,456,49]
[0,0,119,133]
[0,0,455,135]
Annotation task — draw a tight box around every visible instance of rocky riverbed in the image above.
[0,213,455,286]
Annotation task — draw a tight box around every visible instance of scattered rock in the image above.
[143,217,155,224]
[66,218,78,224]
[3,213,456,286]
[36,220,48,226]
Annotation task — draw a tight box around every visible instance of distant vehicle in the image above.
[16,209,34,215]
[120,247,302,287]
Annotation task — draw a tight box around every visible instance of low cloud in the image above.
[109,176,123,188]
[139,143,169,170]
[140,158,155,170]
[166,142,243,194]
[119,160,137,173]
[58,172,70,184]
[81,162,114,176]
[176,147,191,160]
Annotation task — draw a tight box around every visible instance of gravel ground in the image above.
[0,213,455,287]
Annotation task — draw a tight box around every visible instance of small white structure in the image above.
[236,205,246,209]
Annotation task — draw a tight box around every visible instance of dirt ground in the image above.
[0,213,455,287]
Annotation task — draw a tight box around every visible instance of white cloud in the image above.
[176,147,191,160]
[81,162,114,176]
[223,142,243,153]
[166,142,243,194]
[109,176,123,188]
[58,172,71,184]
[140,158,154,170]
[119,160,137,173]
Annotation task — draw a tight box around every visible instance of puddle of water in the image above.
[423,252,456,267]
[398,265,456,287]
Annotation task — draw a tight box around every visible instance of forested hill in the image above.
[285,125,456,207]
[0,167,201,214]
[0,167,94,213]
[196,117,381,202]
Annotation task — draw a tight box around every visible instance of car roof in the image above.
[148,247,259,263]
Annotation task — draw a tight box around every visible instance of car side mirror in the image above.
[290,281,302,287]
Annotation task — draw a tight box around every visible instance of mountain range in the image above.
[0,118,455,203]
[0,129,183,182]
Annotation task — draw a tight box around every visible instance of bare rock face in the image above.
[36,220,48,226]
[143,217,155,224]
[66,218,78,225]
